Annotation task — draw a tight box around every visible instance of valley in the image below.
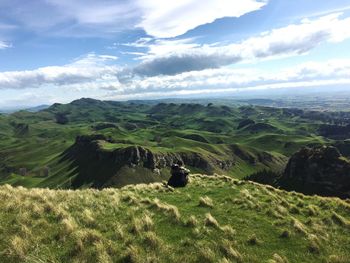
[0,98,335,189]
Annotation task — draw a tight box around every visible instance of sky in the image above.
[0,0,350,108]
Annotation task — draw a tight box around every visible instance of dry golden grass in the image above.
[7,235,28,260]
[143,232,162,250]
[0,175,350,263]
[221,225,236,239]
[331,212,350,228]
[199,196,214,208]
[220,239,242,262]
[204,213,220,228]
[291,218,308,235]
[151,198,181,221]
[186,215,199,227]
[327,254,350,263]
[197,245,216,262]
[267,253,289,263]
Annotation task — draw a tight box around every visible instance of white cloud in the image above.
[134,13,350,76]
[136,0,267,38]
[0,54,121,89]
[0,0,266,38]
[0,41,11,49]
[0,51,349,102]
[104,59,350,98]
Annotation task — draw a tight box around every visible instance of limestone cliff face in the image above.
[63,135,217,188]
[63,135,284,188]
[279,146,350,198]
[74,136,213,172]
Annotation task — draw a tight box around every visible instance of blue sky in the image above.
[0,0,350,108]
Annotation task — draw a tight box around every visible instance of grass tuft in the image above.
[328,255,350,263]
[199,196,214,208]
[220,239,242,262]
[186,215,199,227]
[124,245,142,263]
[292,218,308,235]
[267,253,289,263]
[204,213,220,228]
[143,232,162,250]
[221,225,236,239]
[7,235,28,260]
[331,212,350,228]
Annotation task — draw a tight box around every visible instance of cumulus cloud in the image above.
[136,0,267,38]
[0,54,121,89]
[0,0,265,38]
[134,13,350,76]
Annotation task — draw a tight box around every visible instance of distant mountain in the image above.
[25,104,50,112]
[0,104,50,114]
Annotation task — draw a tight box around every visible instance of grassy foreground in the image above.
[0,175,349,263]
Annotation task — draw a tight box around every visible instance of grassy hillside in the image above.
[0,99,333,189]
[1,175,349,262]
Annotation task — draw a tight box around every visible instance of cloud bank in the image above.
[134,13,350,76]
[0,11,350,104]
[0,54,120,89]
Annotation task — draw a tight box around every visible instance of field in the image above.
[1,174,349,262]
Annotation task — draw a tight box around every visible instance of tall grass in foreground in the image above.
[0,174,349,262]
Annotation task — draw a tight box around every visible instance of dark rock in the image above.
[279,146,350,199]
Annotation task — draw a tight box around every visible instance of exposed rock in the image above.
[61,135,216,188]
[61,135,285,188]
[279,146,350,199]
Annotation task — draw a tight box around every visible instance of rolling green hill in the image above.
[0,98,334,189]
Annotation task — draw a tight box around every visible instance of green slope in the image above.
[0,99,332,188]
[0,175,349,262]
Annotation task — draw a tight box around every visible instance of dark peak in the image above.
[279,145,350,198]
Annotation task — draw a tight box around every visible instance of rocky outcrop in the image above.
[60,134,286,188]
[73,135,224,173]
[279,146,350,198]
[61,135,218,188]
